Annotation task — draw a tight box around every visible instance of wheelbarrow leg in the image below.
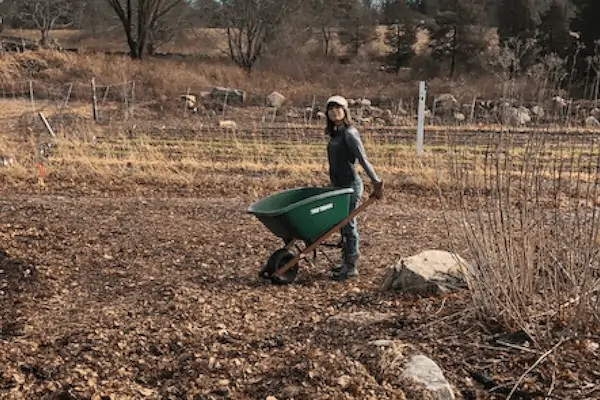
[271,196,377,281]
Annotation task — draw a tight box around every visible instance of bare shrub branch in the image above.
[445,132,600,345]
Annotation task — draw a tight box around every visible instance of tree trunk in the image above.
[322,28,331,56]
[146,42,155,56]
[128,41,141,59]
[40,29,51,48]
[450,28,457,78]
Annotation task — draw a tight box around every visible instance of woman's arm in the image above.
[346,127,380,183]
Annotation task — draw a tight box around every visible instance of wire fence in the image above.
[2,77,600,158]
[0,79,134,123]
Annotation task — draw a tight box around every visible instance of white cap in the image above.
[326,95,349,109]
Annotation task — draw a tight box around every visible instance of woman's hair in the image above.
[325,104,354,135]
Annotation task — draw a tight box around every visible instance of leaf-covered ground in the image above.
[1,184,598,399]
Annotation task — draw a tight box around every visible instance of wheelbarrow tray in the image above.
[248,187,354,243]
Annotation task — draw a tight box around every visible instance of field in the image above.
[2,29,600,399]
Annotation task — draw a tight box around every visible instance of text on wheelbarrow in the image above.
[310,203,334,215]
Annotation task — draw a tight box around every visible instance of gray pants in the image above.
[341,178,363,264]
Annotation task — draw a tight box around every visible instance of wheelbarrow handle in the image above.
[272,195,378,279]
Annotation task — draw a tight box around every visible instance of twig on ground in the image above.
[546,369,556,399]
[495,340,541,355]
[506,338,566,400]
[435,298,447,315]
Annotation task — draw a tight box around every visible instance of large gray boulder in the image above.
[402,354,456,400]
[379,250,469,294]
[360,340,455,400]
[434,94,459,112]
[266,91,286,108]
[503,106,531,126]
[210,86,246,104]
[585,116,600,128]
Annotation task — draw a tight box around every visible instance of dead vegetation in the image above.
[1,18,600,399]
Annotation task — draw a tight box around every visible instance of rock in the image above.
[359,116,372,125]
[359,98,372,107]
[591,108,600,119]
[435,93,458,111]
[0,155,15,167]
[383,109,394,123]
[584,339,599,353]
[402,355,455,400]
[348,99,357,106]
[532,105,545,118]
[285,109,300,118]
[585,116,600,128]
[435,93,458,103]
[218,120,237,129]
[180,94,196,105]
[503,106,531,126]
[368,106,384,118]
[337,375,351,389]
[551,96,568,110]
[329,311,395,325]
[180,94,197,112]
[282,385,301,398]
[379,250,469,294]
[316,111,326,120]
[266,91,286,108]
[518,105,531,116]
[361,339,453,399]
[211,86,246,104]
[424,109,433,119]
[453,112,466,122]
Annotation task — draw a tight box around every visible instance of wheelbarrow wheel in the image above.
[259,248,298,285]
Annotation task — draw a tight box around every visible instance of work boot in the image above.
[330,251,347,273]
[331,262,358,281]
[346,262,358,277]
[331,262,345,273]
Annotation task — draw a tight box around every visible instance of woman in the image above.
[325,95,383,281]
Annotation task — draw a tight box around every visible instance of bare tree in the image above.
[145,1,190,55]
[220,0,299,72]
[337,0,379,57]
[310,0,342,56]
[76,0,114,34]
[104,0,186,59]
[14,0,78,47]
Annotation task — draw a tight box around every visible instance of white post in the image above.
[417,81,426,157]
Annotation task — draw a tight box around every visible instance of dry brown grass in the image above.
[0,49,529,111]
[0,125,449,196]
[0,27,513,106]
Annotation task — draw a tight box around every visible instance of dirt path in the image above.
[0,192,596,399]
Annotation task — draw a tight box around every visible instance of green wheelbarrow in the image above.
[248,187,376,284]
